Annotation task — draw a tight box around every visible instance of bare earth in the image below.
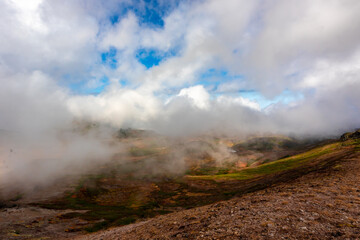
[0,177,87,240]
[73,151,360,240]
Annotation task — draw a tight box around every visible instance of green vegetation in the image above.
[38,194,168,232]
[343,139,360,152]
[129,147,160,157]
[10,193,23,202]
[34,139,358,234]
[233,137,277,151]
[232,136,318,152]
[186,167,230,175]
[189,142,342,180]
[342,138,360,146]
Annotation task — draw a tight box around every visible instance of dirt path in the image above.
[73,152,360,239]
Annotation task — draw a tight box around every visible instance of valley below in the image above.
[1,130,360,239]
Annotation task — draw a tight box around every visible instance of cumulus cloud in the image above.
[1,0,360,190]
[177,85,211,110]
[244,0,360,96]
[68,84,161,128]
[0,0,359,135]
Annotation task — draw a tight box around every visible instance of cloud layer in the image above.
[1,0,360,137]
[1,0,360,195]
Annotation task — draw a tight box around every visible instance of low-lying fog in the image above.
[1,0,360,196]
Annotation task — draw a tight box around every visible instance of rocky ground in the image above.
[0,176,88,240]
[73,150,360,240]
[1,137,359,240]
[0,207,88,239]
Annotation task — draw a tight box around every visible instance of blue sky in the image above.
[2,0,360,194]
[65,0,304,109]
[1,0,360,136]
[109,0,179,28]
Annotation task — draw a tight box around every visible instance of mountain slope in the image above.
[73,139,360,239]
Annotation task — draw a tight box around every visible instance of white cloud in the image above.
[0,0,359,137]
[0,0,99,76]
[1,0,360,189]
[9,0,47,33]
[100,13,139,50]
[243,0,360,96]
[216,80,248,93]
[217,96,260,111]
[177,85,210,110]
[67,85,161,128]
[299,50,360,90]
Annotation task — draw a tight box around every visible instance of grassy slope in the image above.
[35,139,360,233]
[188,142,343,180]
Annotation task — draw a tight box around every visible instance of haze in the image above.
[1,0,360,190]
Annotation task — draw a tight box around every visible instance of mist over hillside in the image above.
[1,0,360,199]
[0,1,360,238]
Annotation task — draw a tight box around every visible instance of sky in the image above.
[1,0,360,137]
